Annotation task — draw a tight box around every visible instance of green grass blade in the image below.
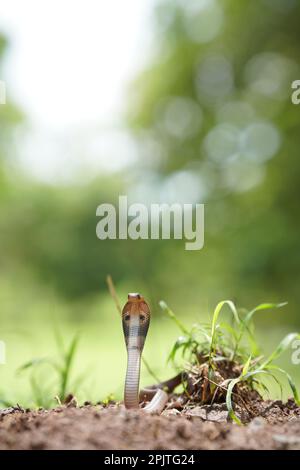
[17,357,50,373]
[235,303,286,358]
[243,368,285,400]
[53,324,66,356]
[245,327,261,356]
[265,364,300,405]
[241,355,252,377]
[252,378,270,398]
[59,334,79,400]
[210,300,239,358]
[159,301,190,335]
[225,366,274,425]
[226,378,242,425]
[191,324,211,343]
[211,300,240,333]
[141,357,161,384]
[253,369,283,398]
[167,336,190,363]
[0,397,15,408]
[219,322,239,342]
[261,332,300,368]
[244,302,287,325]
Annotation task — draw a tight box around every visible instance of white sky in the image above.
[0,0,155,182]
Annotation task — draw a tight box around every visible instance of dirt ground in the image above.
[0,399,300,450]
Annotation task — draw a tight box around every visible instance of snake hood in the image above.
[122,293,150,351]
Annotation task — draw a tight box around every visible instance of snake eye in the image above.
[139,314,145,321]
[124,314,130,321]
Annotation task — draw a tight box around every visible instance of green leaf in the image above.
[225,366,278,425]
[252,378,270,397]
[211,300,240,333]
[244,302,287,325]
[191,324,211,343]
[261,332,300,368]
[251,369,283,398]
[167,336,190,363]
[159,300,190,335]
[241,355,252,377]
[59,333,80,400]
[53,324,66,356]
[17,357,50,373]
[226,378,242,425]
[265,364,300,406]
[235,303,287,358]
[245,327,261,357]
[219,322,239,342]
[210,300,240,358]
[142,357,161,384]
[243,368,286,401]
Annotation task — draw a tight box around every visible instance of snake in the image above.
[122,293,173,413]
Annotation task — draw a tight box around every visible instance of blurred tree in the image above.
[0,33,24,194]
[124,0,300,322]
[1,0,300,327]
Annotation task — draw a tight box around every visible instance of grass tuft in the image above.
[160,299,299,424]
[18,331,80,408]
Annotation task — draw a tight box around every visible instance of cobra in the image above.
[122,293,169,413]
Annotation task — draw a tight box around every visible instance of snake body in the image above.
[122,293,169,413]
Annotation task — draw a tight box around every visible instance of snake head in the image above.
[122,293,150,350]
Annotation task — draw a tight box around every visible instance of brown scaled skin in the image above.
[122,293,150,409]
[122,293,168,412]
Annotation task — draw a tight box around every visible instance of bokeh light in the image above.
[182,0,224,44]
[195,54,234,104]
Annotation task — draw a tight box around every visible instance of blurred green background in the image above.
[1,0,300,406]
